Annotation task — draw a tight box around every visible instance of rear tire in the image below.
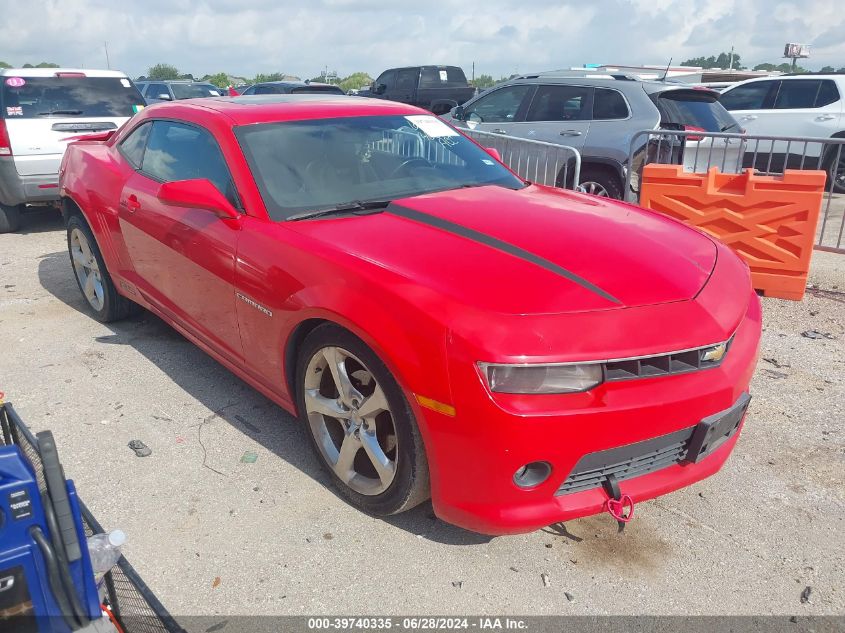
[66,214,138,322]
[0,203,22,234]
[823,145,845,194]
[574,167,623,199]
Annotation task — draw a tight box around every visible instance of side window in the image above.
[720,81,776,110]
[526,85,591,122]
[147,83,170,100]
[376,71,397,91]
[593,88,629,120]
[774,80,822,109]
[119,122,152,169]
[816,80,840,107]
[396,69,418,91]
[141,120,236,204]
[137,84,148,97]
[254,85,281,95]
[466,85,533,123]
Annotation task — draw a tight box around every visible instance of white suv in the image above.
[0,68,145,232]
[720,74,845,191]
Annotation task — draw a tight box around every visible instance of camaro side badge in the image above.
[236,292,272,317]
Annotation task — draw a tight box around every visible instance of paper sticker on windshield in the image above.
[439,70,448,82]
[481,159,494,165]
[120,78,131,88]
[405,115,459,138]
[5,77,25,88]
[6,106,23,116]
[209,90,221,96]
[132,104,145,113]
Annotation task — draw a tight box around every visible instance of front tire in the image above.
[823,145,845,194]
[295,324,429,516]
[67,215,137,322]
[0,203,22,234]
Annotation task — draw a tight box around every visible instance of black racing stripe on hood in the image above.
[387,203,621,305]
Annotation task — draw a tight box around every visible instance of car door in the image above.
[766,79,843,167]
[374,70,397,101]
[117,119,244,362]
[457,84,536,136]
[392,69,418,104]
[720,79,780,164]
[521,84,592,151]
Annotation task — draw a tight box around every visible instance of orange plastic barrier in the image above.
[639,165,826,300]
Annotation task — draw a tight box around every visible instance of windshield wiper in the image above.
[36,110,84,116]
[287,199,392,221]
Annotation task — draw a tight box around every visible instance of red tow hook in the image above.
[601,474,634,531]
[606,494,634,523]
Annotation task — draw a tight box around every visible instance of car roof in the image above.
[253,81,339,88]
[0,68,128,78]
[151,94,425,124]
[137,80,215,84]
[499,74,717,96]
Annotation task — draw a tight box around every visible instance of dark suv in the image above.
[446,74,742,198]
[359,66,476,115]
[239,81,345,96]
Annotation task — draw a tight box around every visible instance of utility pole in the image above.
[472,61,475,83]
[728,45,734,71]
[104,42,110,69]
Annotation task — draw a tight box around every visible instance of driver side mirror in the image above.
[486,148,502,162]
[156,93,172,101]
[451,105,465,121]
[157,179,239,219]
[376,83,387,95]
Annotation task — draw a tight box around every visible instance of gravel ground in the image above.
[0,208,842,617]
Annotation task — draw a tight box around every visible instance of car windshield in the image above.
[170,83,222,99]
[0,76,144,118]
[235,114,525,220]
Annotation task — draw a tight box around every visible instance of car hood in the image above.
[286,185,717,315]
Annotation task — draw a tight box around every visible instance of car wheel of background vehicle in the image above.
[0,203,22,234]
[823,144,845,194]
[66,215,138,322]
[574,167,623,199]
[295,324,430,516]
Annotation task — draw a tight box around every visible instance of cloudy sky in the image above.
[1,0,843,79]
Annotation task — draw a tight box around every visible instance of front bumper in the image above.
[420,289,761,535]
[0,157,60,206]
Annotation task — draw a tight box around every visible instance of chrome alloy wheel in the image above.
[577,181,611,197]
[304,346,397,495]
[70,228,105,311]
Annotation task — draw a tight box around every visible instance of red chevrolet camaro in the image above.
[59,95,761,535]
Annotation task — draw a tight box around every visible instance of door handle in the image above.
[492,129,508,134]
[740,115,757,121]
[0,576,14,592]
[122,194,141,212]
[560,130,583,136]
[816,114,836,121]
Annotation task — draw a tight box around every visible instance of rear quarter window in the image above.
[419,67,467,88]
[1,76,144,119]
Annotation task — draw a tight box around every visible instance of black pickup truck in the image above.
[359,66,476,115]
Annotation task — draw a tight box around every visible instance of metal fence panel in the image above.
[626,129,845,253]
[460,129,581,190]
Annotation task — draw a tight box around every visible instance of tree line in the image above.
[681,51,845,74]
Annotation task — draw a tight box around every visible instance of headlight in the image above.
[479,362,604,394]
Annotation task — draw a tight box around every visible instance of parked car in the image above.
[358,66,476,115]
[0,67,145,232]
[135,80,223,103]
[59,95,760,535]
[446,74,744,199]
[239,81,345,96]
[720,73,845,192]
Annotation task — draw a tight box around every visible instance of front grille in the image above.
[603,336,734,382]
[556,426,694,496]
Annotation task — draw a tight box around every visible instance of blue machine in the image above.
[0,435,101,632]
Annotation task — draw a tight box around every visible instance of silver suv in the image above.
[446,73,742,198]
[135,80,223,103]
